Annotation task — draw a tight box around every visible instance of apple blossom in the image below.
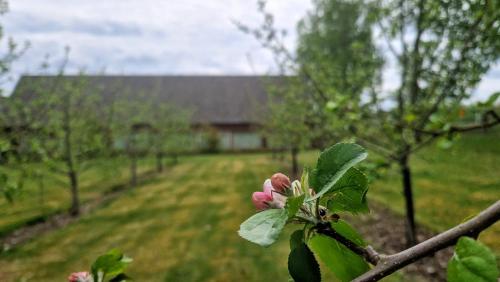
[68,272,92,282]
[251,178,287,210]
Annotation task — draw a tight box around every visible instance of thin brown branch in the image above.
[315,222,381,266]
[375,19,400,62]
[416,13,490,130]
[353,200,500,282]
[416,110,500,137]
[354,137,397,161]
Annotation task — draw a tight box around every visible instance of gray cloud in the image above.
[0,0,498,102]
[5,11,148,37]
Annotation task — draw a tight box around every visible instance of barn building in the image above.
[8,75,285,151]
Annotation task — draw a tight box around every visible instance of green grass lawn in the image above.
[297,129,499,253]
[0,154,408,282]
[367,129,500,252]
[0,157,158,236]
[0,154,284,281]
[0,129,497,281]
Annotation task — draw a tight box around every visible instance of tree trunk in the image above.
[38,174,45,212]
[105,127,114,154]
[291,147,299,179]
[130,152,137,187]
[400,155,417,246]
[63,93,80,216]
[156,152,163,172]
[68,170,80,216]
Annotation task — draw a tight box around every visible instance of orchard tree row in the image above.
[0,50,193,215]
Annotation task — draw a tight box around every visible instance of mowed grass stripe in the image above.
[350,130,500,254]
[0,157,159,236]
[0,160,198,281]
[0,129,498,281]
[0,155,293,282]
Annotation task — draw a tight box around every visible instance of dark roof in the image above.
[12,75,286,125]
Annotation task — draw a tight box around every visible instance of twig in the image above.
[415,110,500,137]
[353,200,500,282]
[314,222,381,266]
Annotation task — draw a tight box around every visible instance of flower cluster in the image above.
[252,172,309,211]
[68,272,92,282]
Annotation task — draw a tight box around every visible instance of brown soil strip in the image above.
[347,202,453,281]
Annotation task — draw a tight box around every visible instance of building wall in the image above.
[219,131,262,150]
[193,123,265,151]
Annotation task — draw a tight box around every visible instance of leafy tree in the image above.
[96,81,192,184]
[145,101,192,172]
[236,0,382,175]
[0,0,29,202]
[296,0,384,144]
[240,0,500,246]
[97,77,125,155]
[262,76,312,178]
[11,50,106,215]
[356,0,500,245]
[239,142,499,281]
[112,91,154,187]
[199,125,220,154]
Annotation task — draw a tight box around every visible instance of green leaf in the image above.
[288,243,321,282]
[447,237,499,282]
[91,249,132,282]
[326,101,338,111]
[309,143,367,201]
[404,113,416,123]
[238,209,288,247]
[326,167,369,214]
[286,194,305,218]
[0,139,10,152]
[331,220,366,247]
[485,92,500,107]
[290,229,304,251]
[437,138,454,150]
[309,233,369,282]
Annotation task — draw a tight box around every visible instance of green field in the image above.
[369,129,500,251]
[0,130,498,281]
[0,154,291,281]
[0,157,158,237]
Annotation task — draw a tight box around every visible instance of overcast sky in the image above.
[1,0,498,101]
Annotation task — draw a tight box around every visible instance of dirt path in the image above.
[347,202,454,281]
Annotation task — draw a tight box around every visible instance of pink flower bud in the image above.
[252,191,273,210]
[252,179,289,210]
[68,272,91,282]
[263,179,273,197]
[271,173,291,192]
